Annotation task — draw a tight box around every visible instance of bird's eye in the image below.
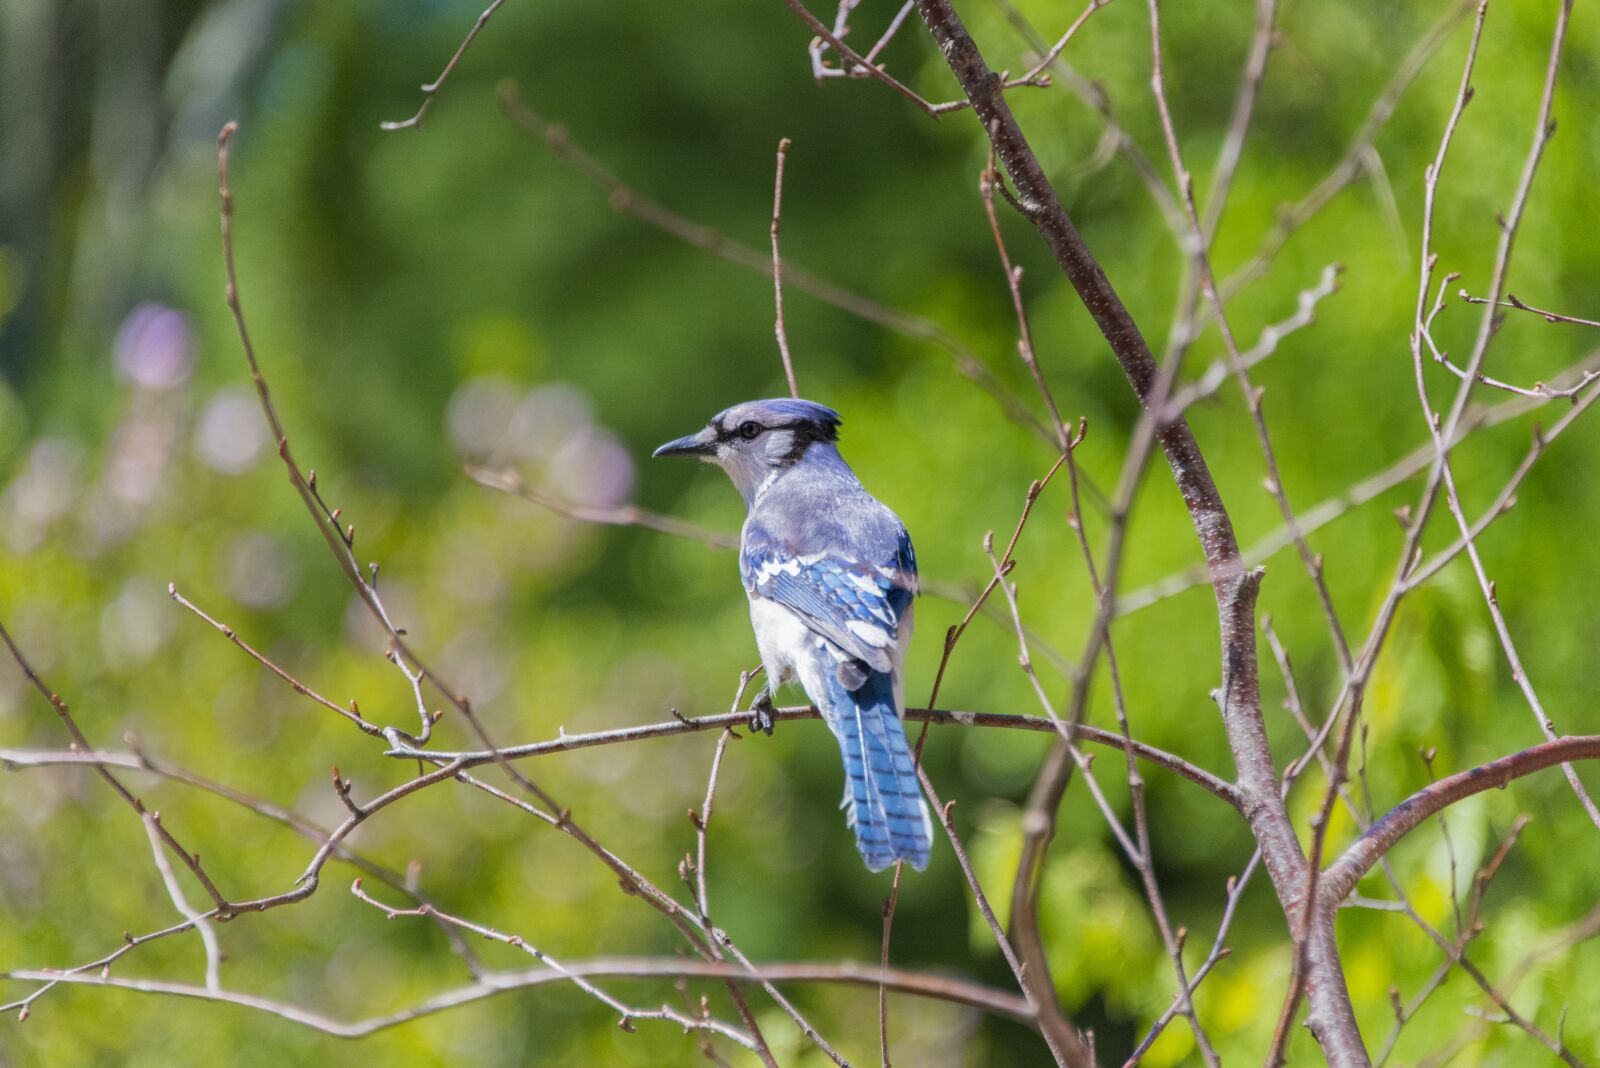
[738,420,762,441]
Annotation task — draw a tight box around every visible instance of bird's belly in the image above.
[748,598,813,691]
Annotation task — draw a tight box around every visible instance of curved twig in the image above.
[1322,735,1600,904]
[3,956,1033,1038]
[381,0,507,131]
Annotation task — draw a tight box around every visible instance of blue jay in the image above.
[654,399,932,872]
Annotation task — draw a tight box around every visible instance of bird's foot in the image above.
[748,690,777,736]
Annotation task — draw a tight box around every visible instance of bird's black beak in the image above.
[652,428,717,459]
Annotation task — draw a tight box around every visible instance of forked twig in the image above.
[350,880,759,1050]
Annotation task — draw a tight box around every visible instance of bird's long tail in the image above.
[824,669,932,872]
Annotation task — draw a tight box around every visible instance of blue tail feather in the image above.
[823,669,932,872]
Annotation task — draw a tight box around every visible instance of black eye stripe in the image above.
[712,419,806,444]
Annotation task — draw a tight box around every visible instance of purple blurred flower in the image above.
[549,424,634,507]
[506,383,592,461]
[114,303,194,392]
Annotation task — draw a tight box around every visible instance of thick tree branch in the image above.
[907,0,1366,1059]
[1323,735,1600,904]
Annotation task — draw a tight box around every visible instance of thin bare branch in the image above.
[1015,0,1118,86]
[990,0,1185,240]
[1156,263,1343,423]
[140,812,221,993]
[907,0,1363,1050]
[2,757,469,1021]
[781,0,938,113]
[1402,0,1600,834]
[1405,373,1600,588]
[880,454,1089,1066]
[0,619,232,915]
[0,744,484,977]
[1373,817,1528,1066]
[1123,855,1257,1065]
[389,705,1238,805]
[220,121,561,808]
[496,82,1057,446]
[981,156,1067,445]
[771,138,800,398]
[466,464,739,548]
[1427,286,1600,400]
[918,765,1067,1066]
[687,672,781,1068]
[381,0,507,131]
[864,3,917,67]
[218,126,777,985]
[1411,903,1600,1066]
[1460,290,1600,330]
[350,880,759,1051]
[1120,349,1600,614]
[1201,0,1277,242]
[1144,1,1362,1053]
[3,956,1033,1036]
[1217,0,1474,301]
[167,584,381,737]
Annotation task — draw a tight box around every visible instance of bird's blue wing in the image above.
[742,523,916,674]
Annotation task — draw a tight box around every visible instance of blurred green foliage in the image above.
[2,0,1598,1064]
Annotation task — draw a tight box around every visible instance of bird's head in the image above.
[653,398,843,502]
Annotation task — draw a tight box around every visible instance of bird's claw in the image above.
[748,690,776,736]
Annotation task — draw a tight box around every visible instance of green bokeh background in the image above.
[2,1,1598,1064]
